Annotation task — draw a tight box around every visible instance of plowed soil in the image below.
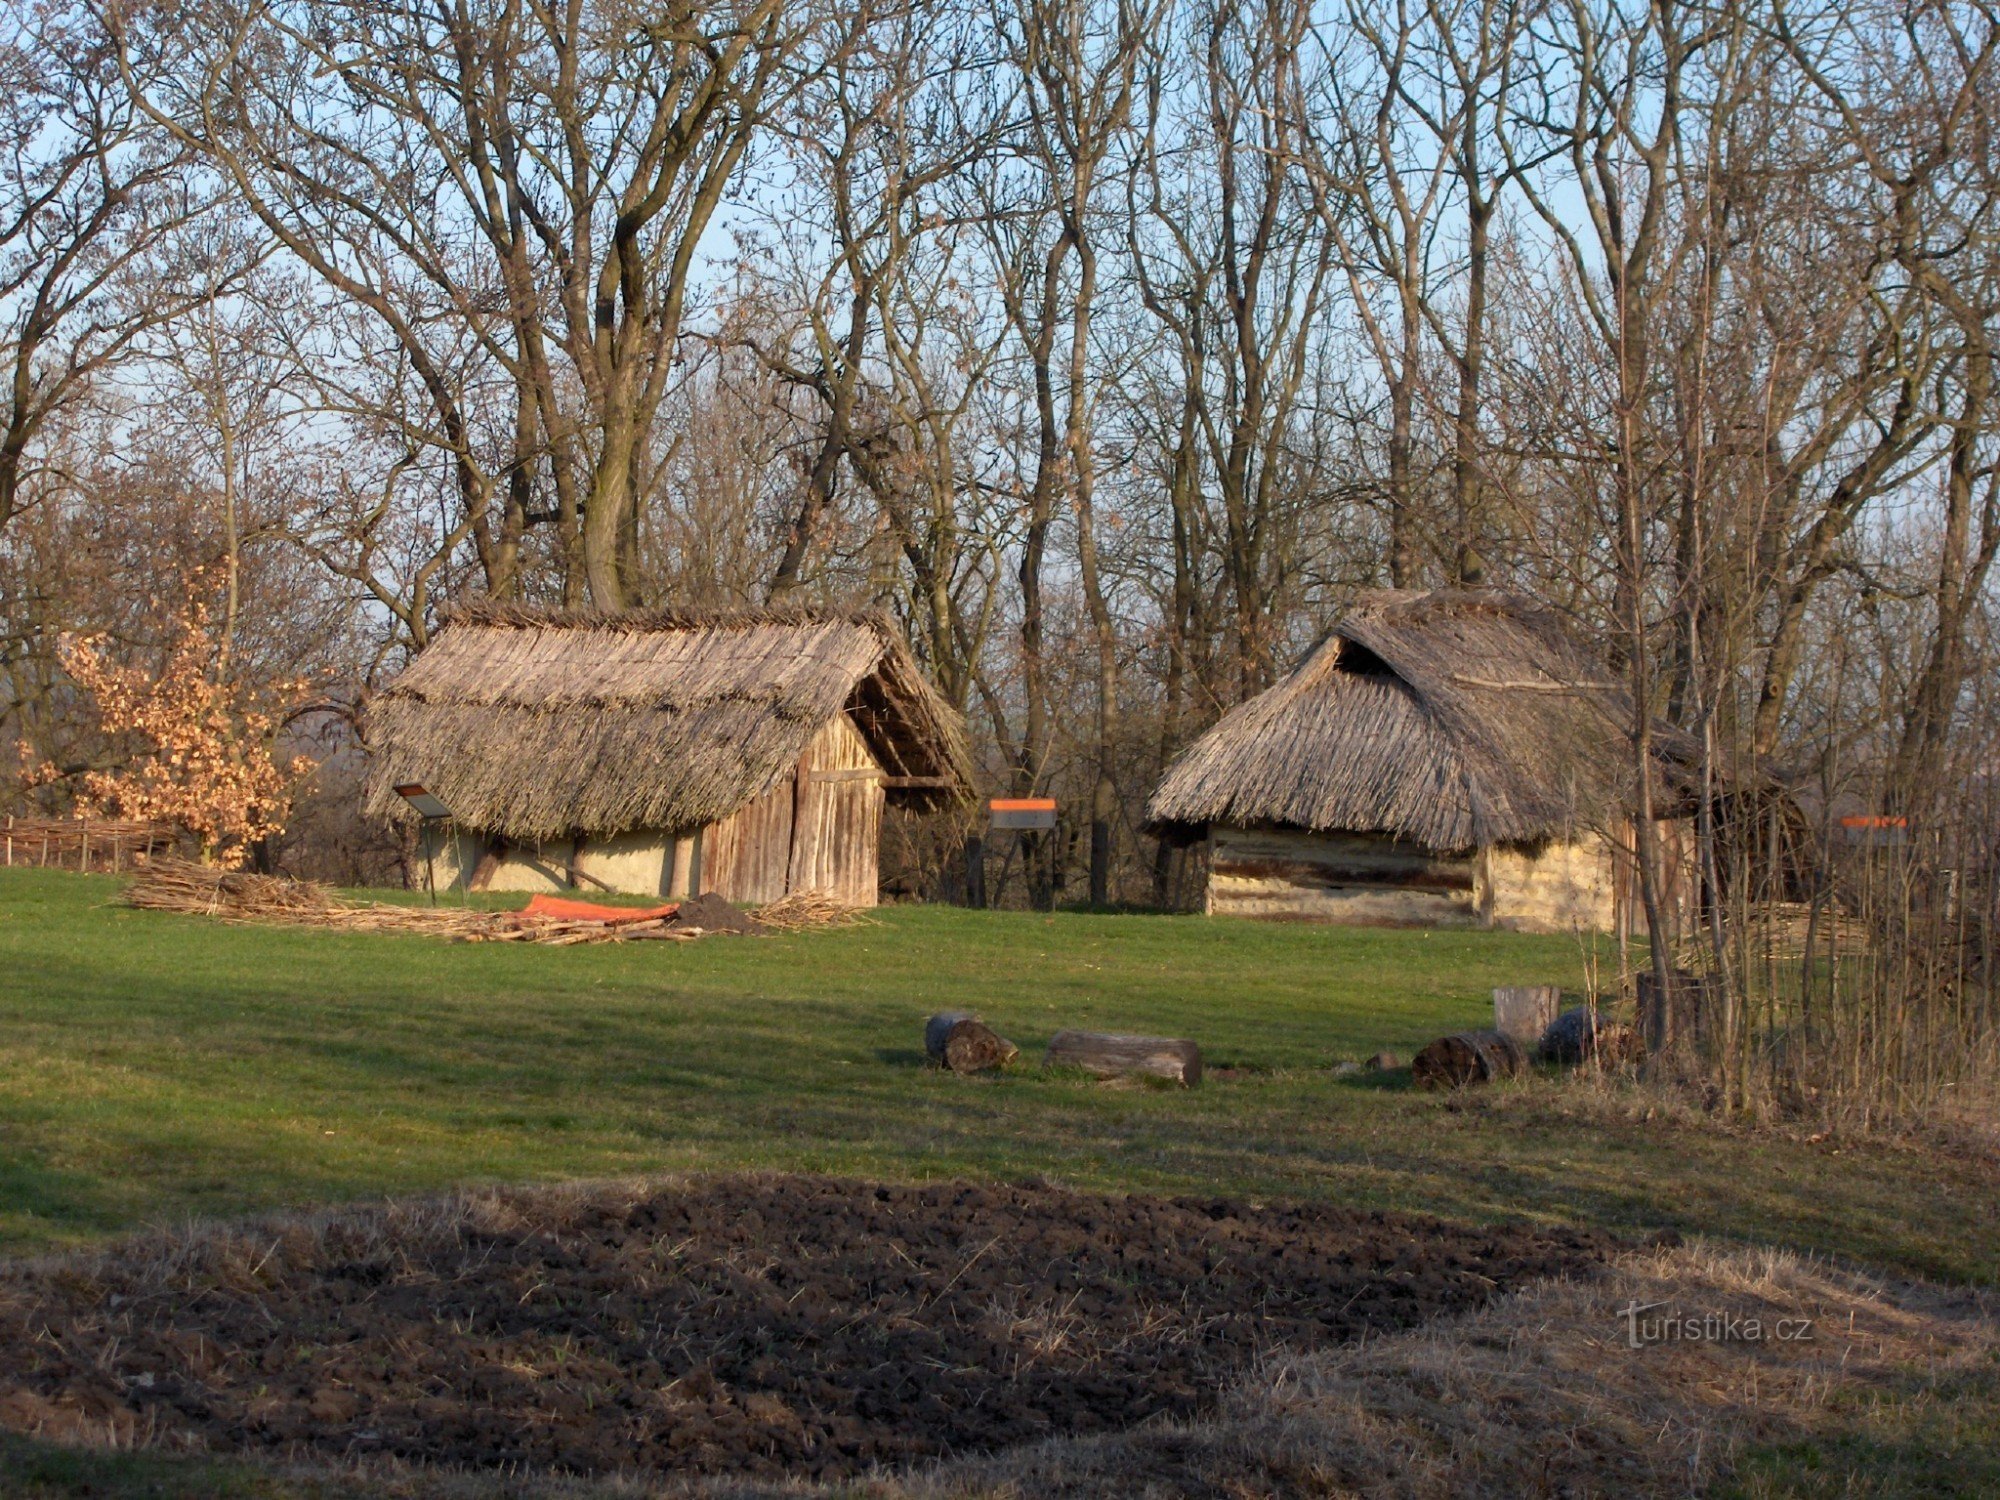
[0,1176,1621,1483]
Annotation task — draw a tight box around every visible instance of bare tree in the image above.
[109,0,819,615]
[0,5,222,533]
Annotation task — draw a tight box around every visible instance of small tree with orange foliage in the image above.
[28,597,309,866]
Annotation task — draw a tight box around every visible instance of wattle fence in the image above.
[2,817,181,873]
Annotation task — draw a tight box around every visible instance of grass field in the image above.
[1,867,1995,1286]
[2,866,1999,1497]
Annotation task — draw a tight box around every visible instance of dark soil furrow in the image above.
[0,1175,1622,1482]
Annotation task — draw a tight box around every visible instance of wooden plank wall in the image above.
[790,714,883,907]
[702,778,796,905]
[702,712,885,907]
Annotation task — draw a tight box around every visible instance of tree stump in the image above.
[924,1012,1018,1074]
[1045,1030,1201,1087]
[1637,969,1712,1055]
[1411,1030,1529,1090]
[1540,1007,1637,1067]
[1493,986,1561,1047]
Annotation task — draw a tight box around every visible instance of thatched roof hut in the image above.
[363,602,972,905]
[1146,590,1688,931]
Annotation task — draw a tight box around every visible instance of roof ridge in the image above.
[441,598,897,634]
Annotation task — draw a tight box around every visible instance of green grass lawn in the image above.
[1,867,1994,1287]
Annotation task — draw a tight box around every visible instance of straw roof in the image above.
[363,602,973,840]
[1145,590,1654,852]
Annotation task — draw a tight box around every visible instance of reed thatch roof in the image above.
[363,602,973,840]
[1146,590,1657,852]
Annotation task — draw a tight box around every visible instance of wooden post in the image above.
[422,819,439,904]
[964,835,985,909]
[785,745,815,895]
[1089,819,1110,907]
[5,815,11,867]
[80,817,89,873]
[1493,986,1561,1049]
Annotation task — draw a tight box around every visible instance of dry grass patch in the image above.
[802,1243,2000,1500]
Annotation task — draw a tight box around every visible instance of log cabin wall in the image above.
[1207,827,1484,925]
[1207,823,1630,932]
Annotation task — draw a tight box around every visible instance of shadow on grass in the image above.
[0,1435,341,1499]
[1333,1067,1413,1092]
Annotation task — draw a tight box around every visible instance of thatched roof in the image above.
[1146,590,1655,852]
[363,601,973,840]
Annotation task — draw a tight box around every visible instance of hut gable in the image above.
[363,602,972,842]
[1146,590,1637,852]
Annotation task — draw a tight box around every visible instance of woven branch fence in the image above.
[2,818,180,874]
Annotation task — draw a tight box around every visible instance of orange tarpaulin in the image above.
[517,894,679,925]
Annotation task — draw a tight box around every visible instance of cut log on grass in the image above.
[1493,986,1561,1047]
[925,1011,980,1061]
[922,1012,1019,1074]
[1412,1030,1529,1090]
[1045,1031,1202,1087]
[946,1021,1019,1074]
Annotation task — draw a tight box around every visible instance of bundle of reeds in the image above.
[751,889,873,931]
[122,858,699,945]
[123,858,339,918]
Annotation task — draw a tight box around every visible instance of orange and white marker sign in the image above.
[989,797,1057,830]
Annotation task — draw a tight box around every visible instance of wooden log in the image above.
[924,1010,981,1062]
[1411,1029,1529,1090]
[467,841,503,893]
[1493,985,1561,1046]
[944,1020,1018,1074]
[921,1012,1019,1073]
[1045,1030,1202,1087]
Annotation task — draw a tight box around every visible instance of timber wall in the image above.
[1205,824,1626,933]
[1207,827,1484,926]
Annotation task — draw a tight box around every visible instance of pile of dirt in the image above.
[670,890,770,934]
[0,1176,1621,1484]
